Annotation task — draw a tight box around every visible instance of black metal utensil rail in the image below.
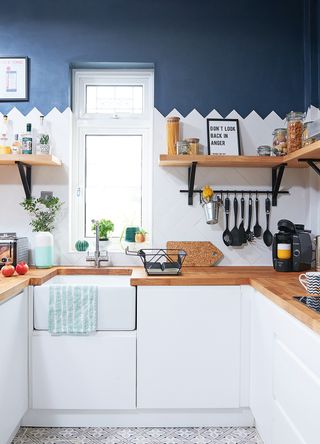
[180,189,289,204]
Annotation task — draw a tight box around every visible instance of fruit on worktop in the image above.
[75,240,89,252]
[202,185,214,202]
[15,261,29,275]
[1,264,15,277]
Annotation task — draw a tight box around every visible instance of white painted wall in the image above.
[0,106,315,266]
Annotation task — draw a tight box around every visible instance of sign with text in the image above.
[207,118,240,155]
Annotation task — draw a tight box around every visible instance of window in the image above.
[71,69,153,249]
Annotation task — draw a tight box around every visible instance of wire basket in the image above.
[126,247,187,275]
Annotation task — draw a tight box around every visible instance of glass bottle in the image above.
[11,134,22,154]
[286,111,304,153]
[21,123,33,154]
[0,115,11,154]
[36,115,51,155]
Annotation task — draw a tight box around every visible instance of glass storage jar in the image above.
[272,128,287,155]
[302,121,316,147]
[166,117,180,155]
[286,111,304,153]
[176,140,191,155]
[185,138,199,155]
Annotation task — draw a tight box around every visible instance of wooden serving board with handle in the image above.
[166,241,223,267]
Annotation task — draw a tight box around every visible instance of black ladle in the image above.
[222,196,233,246]
[253,194,262,238]
[263,196,273,247]
[230,196,242,246]
[245,196,254,242]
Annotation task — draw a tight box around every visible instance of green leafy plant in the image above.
[92,219,114,240]
[20,195,63,232]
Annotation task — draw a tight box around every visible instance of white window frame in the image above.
[71,69,154,251]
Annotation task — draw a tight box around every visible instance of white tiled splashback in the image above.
[0,106,317,266]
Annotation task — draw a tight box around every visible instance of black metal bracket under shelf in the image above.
[183,161,288,207]
[15,161,32,199]
[298,158,320,177]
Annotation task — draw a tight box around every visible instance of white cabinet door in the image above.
[137,286,241,409]
[0,291,28,444]
[250,290,274,444]
[272,306,320,444]
[31,332,136,410]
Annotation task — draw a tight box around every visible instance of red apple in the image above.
[15,261,29,275]
[1,264,15,277]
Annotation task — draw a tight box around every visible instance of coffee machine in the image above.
[273,219,313,272]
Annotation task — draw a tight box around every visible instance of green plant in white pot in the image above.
[21,195,63,268]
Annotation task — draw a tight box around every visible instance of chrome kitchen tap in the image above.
[86,219,109,268]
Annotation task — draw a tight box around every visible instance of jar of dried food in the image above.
[286,111,304,153]
[257,145,272,156]
[176,140,190,155]
[272,128,287,155]
[166,117,180,155]
[185,137,199,155]
[302,121,316,146]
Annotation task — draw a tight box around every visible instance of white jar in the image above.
[34,231,54,268]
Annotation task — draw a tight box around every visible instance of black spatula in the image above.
[230,196,242,246]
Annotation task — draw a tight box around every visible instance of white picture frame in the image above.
[207,118,240,155]
[0,57,29,101]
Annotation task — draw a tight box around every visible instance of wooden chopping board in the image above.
[166,241,223,267]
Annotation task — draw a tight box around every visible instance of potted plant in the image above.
[92,219,114,247]
[135,228,147,243]
[20,195,63,268]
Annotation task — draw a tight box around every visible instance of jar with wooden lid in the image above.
[166,117,180,155]
[286,111,304,153]
[185,138,199,155]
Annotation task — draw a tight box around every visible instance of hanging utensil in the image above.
[245,195,254,242]
[238,195,246,245]
[263,195,273,247]
[253,194,262,238]
[230,195,242,246]
[222,196,233,246]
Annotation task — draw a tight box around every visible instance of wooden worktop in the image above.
[0,265,318,333]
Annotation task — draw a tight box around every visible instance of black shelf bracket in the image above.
[272,163,286,207]
[16,161,32,199]
[298,159,320,177]
[187,161,197,205]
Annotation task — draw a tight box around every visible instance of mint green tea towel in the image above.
[48,285,97,335]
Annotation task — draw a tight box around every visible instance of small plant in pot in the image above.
[92,219,114,241]
[20,195,63,268]
[135,228,147,243]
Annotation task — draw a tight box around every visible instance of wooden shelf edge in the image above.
[0,154,62,166]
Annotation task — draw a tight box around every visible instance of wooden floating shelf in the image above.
[0,154,62,166]
[159,141,320,168]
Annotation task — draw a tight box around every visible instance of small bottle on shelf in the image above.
[0,115,12,154]
[21,123,33,154]
[36,115,51,155]
[11,134,22,154]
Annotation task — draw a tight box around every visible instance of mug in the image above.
[299,271,320,295]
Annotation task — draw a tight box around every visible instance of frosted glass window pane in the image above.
[85,135,142,237]
[86,85,143,114]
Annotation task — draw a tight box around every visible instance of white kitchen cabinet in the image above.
[251,289,320,444]
[31,331,136,410]
[0,291,28,444]
[137,286,241,409]
[250,290,274,444]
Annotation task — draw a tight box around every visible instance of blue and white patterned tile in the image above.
[12,427,263,444]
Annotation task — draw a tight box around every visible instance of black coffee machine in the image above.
[273,219,313,272]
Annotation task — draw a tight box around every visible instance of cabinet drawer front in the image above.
[137,286,241,409]
[32,332,136,410]
[272,401,305,444]
[273,337,320,444]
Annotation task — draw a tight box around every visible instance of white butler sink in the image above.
[33,274,136,331]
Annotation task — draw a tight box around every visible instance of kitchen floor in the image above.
[12,427,263,443]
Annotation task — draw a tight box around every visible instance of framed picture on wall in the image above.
[207,118,240,155]
[0,57,29,101]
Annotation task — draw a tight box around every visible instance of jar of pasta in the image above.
[185,138,200,155]
[166,117,180,155]
[286,111,304,153]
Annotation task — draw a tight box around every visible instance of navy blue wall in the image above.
[0,0,308,117]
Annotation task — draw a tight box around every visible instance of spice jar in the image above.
[176,140,190,155]
[302,121,315,147]
[166,117,180,155]
[286,111,304,153]
[185,138,199,155]
[272,128,287,155]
